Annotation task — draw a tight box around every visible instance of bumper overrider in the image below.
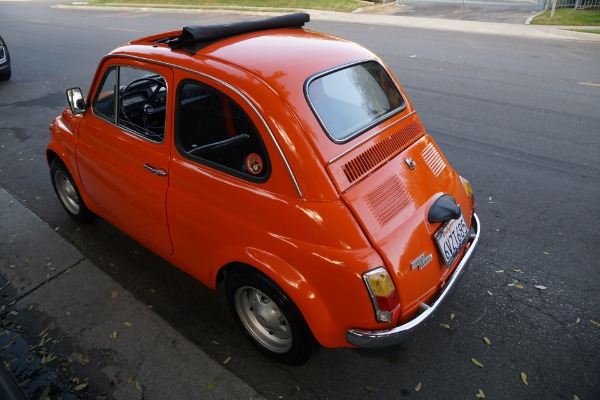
[346,213,481,348]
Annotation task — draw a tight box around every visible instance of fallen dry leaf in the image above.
[110,331,118,339]
[439,323,450,329]
[415,382,422,392]
[590,320,600,328]
[223,356,231,365]
[124,322,133,328]
[483,337,491,345]
[111,290,119,299]
[450,313,455,321]
[475,388,485,398]
[521,372,528,385]
[471,358,484,368]
[576,318,581,324]
[534,285,547,290]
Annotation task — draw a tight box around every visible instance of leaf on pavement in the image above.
[207,382,214,391]
[450,313,455,321]
[110,331,118,340]
[415,382,422,392]
[364,385,378,392]
[521,372,528,385]
[135,381,142,391]
[475,388,485,398]
[534,285,547,290]
[512,268,523,273]
[471,358,484,368]
[111,290,119,299]
[495,270,504,273]
[74,383,88,391]
[483,336,491,345]
[487,291,493,296]
[576,318,581,324]
[439,323,450,329]
[591,320,600,328]
[124,322,133,328]
[223,356,231,365]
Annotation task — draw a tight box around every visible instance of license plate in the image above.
[434,214,470,267]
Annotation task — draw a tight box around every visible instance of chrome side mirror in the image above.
[66,87,86,115]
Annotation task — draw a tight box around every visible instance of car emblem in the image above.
[405,157,416,170]
[410,253,433,270]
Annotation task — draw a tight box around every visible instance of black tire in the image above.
[0,36,10,81]
[0,65,9,81]
[225,268,314,365]
[50,159,96,223]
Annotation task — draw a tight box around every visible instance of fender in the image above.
[226,247,343,348]
[47,110,96,215]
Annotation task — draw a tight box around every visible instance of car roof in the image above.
[113,14,377,93]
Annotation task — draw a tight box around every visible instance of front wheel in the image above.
[225,268,314,365]
[50,159,96,223]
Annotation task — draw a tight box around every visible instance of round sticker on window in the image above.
[245,153,263,175]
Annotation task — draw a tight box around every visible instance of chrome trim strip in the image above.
[105,54,303,197]
[328,110,418,164]
[346,213,481,348]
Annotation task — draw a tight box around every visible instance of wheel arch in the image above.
[216,251,341,348]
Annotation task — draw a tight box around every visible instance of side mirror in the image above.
[66,87,86,115]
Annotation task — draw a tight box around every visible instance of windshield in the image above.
[306,61,405,143]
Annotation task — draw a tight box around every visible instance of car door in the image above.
[76,60,173,256]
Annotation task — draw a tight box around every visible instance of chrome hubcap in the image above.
[54,170,80,215]
[234,286,292,353]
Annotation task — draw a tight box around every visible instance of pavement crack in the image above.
[14,256,88,303]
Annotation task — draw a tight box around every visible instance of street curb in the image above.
[54,4,600,42]
[0,188,263,400]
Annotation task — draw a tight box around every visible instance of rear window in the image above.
[306,61,405,143]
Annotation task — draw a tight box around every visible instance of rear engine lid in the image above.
[329,114,473,316]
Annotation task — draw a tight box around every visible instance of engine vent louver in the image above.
[342,121,423,183]
[365,175,412,227]
[421,142,446,177]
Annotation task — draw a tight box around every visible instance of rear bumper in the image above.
[346,213,481,348]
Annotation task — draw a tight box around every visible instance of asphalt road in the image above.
[1,2,599,399]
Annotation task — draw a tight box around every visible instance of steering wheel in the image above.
[120,77,167,135]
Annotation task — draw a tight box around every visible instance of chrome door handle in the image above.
[144,163,167,176]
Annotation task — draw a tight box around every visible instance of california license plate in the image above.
[434,214,470,267]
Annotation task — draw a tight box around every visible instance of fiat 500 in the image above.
[47,14,480,365]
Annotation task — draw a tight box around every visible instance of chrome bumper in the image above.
[346,213,481,348]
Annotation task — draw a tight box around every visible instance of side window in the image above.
[175,80,269,179]
[92,66,167,143]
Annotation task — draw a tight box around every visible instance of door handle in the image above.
[144,163,167,176]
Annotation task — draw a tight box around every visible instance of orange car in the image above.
[47,13,480,365]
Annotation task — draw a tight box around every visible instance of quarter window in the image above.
[176,80,269,179]
[307,61,405,143]
[92,66,167,143]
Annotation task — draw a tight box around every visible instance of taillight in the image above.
[363,267,401,323]
[460,175,476,213]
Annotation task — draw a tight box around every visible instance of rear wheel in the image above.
[50,159,96,223]
[225,268,314,365]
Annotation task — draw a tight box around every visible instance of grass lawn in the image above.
[86,0,372,12]
[531,8,600,25]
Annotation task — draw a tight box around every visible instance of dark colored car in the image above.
[0,35,11,81]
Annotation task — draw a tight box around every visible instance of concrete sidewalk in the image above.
[0,187,262,399]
